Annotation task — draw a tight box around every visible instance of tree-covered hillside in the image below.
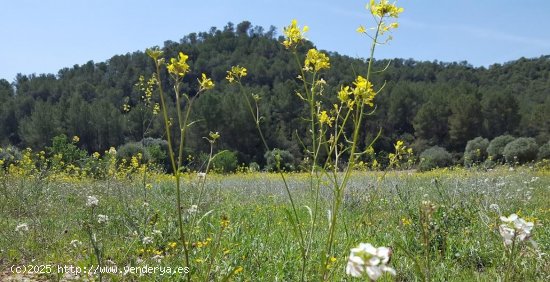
[1,21,549,166]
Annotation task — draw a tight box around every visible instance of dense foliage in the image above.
[1,22,549,167]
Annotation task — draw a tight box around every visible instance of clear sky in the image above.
[1,0,549,82]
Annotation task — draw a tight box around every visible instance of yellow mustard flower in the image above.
[282,19,308,49]
[167,52,190,77]
[72,136,80,143]
[153,103,160,115]
[146,48,164,60]
[318,111,334,127]
[226,65,247,83]
[338,86,352,103]
[198,73,215,90]
[304,49,330,72]
[369,0,404,18]
[352,76,376,106]
[234,266,243,274]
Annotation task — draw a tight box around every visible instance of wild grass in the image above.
[1,166,548,281]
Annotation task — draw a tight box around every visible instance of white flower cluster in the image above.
[197,172,206,180]
[142,236,153,245]
[86,196,99,207]
[346,243,396,280]
[499,213,534,246]
[187,205,198,214]
[97,214,109,224]
[15,223,29,232]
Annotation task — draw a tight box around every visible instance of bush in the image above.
[537,141,550,161]
[503,137,538,164]
[117,142,150,163]
[0,145,22,167]
[419,146,453,171]
[141,138,169,170]
[212,150,238,173]
[487,135,515,163]
[463,137,489,167]
[248,162,260,172]
[264,149,296,172]
[47,134,87,166]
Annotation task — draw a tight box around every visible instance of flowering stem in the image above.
[153,62,191,282]
[235,78,307,281]
[320,17,384,281]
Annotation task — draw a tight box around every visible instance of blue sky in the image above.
[1,0,549,82]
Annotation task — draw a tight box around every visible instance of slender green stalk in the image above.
[505,235,517,282]
[235,78,307,281]
[152,61,190,282]
[320,19,384,280]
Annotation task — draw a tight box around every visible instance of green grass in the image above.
[1,166,549,281]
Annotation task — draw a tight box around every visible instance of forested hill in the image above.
[1,21,549,165]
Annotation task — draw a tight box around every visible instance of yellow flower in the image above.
[356,25,367,33]
[92,152,100,159]
[168,242,177,248]
[318,111,334,127]
[226,65,247,83]
[198,73,215,90]
[369,0,404,18]
[338,86,352,103]
[234,266,243,274]
[221,215,230,229]
[304,49,330,72]
[145,183,152,189]
[167,52,190,78]
[72,136,80,143]
[146,48,164,60]
[352,76,376,106]
[282,19,308,49]
[153,103,160,115]
[123,104,130,112]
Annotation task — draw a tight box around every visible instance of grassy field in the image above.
[1,166,549,281]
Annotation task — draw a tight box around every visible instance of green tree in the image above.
[448,95,482,150]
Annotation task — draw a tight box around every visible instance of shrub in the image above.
[419,146,453,171]
[487,135,515,163]
[248,162,260,172]
[0,145,22,167]
[117,142,150,163]
[264,149,296,172]
[463,137,489,167]
[537,141,550,161]
[212,150,238,173]
[503,137,538,164]
[141,138,169,170]
[47,134,87,166]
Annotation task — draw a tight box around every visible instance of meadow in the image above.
[2,1,549,281]
[1,165,549,281]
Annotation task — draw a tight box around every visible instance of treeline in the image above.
[0,21,549,168]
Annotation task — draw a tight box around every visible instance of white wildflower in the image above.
[70,240,82,248]
[187,205,198,214]
[489,204,500,214]
[197,172,206,180]
[498,213,535,246]
[15,223,29,232]
[97,214,109,224]
[152,229,162,236]
[86,196,99,207]
[151,255,164,263]
[346,243,396,280]
[142,236,153,245]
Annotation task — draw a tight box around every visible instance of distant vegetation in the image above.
[0,21,549,169]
